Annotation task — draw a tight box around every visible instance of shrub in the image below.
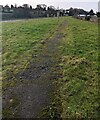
[85,16,91,21]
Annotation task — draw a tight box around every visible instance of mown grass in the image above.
[59,17,99,118]
[2,18,63,88]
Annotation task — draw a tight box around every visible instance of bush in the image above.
[85,16,91,21]
[97,12,100,17]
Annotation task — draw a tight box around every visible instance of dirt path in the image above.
[3,20,67,118]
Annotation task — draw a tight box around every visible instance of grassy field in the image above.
[2,18,63,88]
[58,17,99,118]
[2,17,99,118]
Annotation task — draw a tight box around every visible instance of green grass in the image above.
[2,17,99,118]
[2,17,66,118]
[2,18,63,87]
[59,17,99,118]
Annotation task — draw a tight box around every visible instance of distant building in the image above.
[78,14,86,17]
[0,5,3,12]
[3,5,10,12]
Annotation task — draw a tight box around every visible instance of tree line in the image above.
[1,4,100,20]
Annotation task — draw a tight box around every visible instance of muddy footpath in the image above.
[2,20,67,118]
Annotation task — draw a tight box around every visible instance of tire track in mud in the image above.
[3,20,67,118]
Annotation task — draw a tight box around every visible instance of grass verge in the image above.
[58,17,99,118]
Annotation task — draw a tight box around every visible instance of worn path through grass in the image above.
[3,19,67,118]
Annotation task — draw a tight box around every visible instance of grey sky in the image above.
[0,0,99,12]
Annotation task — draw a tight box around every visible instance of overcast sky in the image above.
[0,0,99,12]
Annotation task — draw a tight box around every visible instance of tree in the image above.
[97,12,100,17]
[14,4,17,8]
[42,4,47,11]
[23,4,29,9]
[74,8,79,16]
[36,4,47,10]
[30,5,32,10]
[47,6,56,17]
[89,9,95,16]
[68,7,74,16]
[11,5,14,9]
[4,4,10,12]
[5,4,10,8]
